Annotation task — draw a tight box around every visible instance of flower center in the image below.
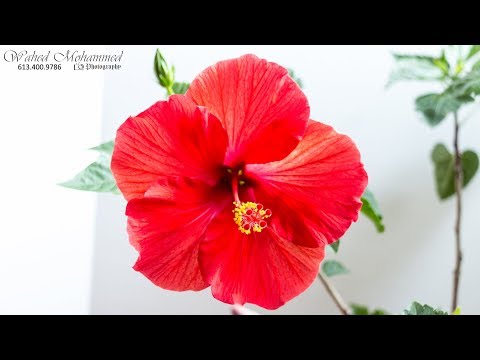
[227,167,272,235]
[233,201,272,235]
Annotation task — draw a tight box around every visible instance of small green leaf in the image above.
[452,307,461,315]
[330,240,340,253]
[431,144,479,200]
[172,82,190,95]
[322,260,349,277]
[288,68,303,89]
[370,309,388,315]
[59,155,119,194]
[467,45,480,60]
[463,150,480,187]
[415,91,473,127]
[433,50,450,75]
[350,304,388,315]
[60,140,120,194]
[90,140,114,155]
[450,68,480,97]
[387,54,445,87]
[154,49,175,90]
[350,304,369,315]
[455,61,465,76]
[472,60,480,72]
[361,189,385,233]
[403,302,448,315]
[432,143,454,199]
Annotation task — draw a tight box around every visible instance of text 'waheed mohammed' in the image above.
[3,49,124,71]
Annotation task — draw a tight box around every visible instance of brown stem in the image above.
[318,272,351,315]
[452,111,463,313]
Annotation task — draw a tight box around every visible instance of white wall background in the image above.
[91,45,480,315]
[2,45,478,315]
[0,45,105,314]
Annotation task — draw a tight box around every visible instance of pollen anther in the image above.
[233,201,272,235]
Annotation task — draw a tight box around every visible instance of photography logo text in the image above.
[3,49,124,71]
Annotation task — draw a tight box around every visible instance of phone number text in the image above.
[17,64,62,70]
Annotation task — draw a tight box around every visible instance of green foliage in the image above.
[89,140,114,155]
[466,45,480,60]
[431,144,479,200]
[322,260,349,277]
[450,68,480,97]
[330,240,340,253]
[288,68,304,88]
[361,189,385,233]
[153,49,192,96]
[452,307,461,315]
[390,45,480,126]
[172,82,190,95]
[154,49,175,92]
[415,91,474,126]
[403,302,448,315]
[387,54,446,87]
[59,142,119,194]
[350,303,388,315]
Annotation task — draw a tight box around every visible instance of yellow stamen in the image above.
[233,201,272,235]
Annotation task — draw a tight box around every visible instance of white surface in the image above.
[0,45,104,314]
[91,45,480,315]
[3,45,478,315]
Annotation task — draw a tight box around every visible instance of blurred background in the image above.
[1,45,479,314]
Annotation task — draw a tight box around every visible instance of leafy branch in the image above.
[389,45,480,312]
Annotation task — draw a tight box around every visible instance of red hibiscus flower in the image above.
[111,54,368,310]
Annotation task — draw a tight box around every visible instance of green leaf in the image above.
[415,91,474,127]
[172,82,190,95]
[431,144,479,200]
[370,309,388,315]
[452,307,461,315]
[288,68,303,89]
[432,143,454,199]
[90,140,114,155]
[433,50,450,75]
[350,304,388,315]
[403,302,448,315]
[450,69,480,97]
[60,140,120,194]
[361,189,385,233]
[154,49,175,89]
[350,304,369,315]
[59,155,119,194]
[467,45,480,60]
[463,150,480,186]
[330,240,340,253]
[322,260,349,277]
[387,54,445,87]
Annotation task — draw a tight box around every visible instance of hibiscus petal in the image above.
[246,120,368,247]
[127,177,230,291]
[112,95,227,200]
[186,54,309,166]
[199,209,325,310]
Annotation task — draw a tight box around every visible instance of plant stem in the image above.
[230,305,259,315]
[166,86,175,96]
[452,111,463,313]
[318,272,351,315]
